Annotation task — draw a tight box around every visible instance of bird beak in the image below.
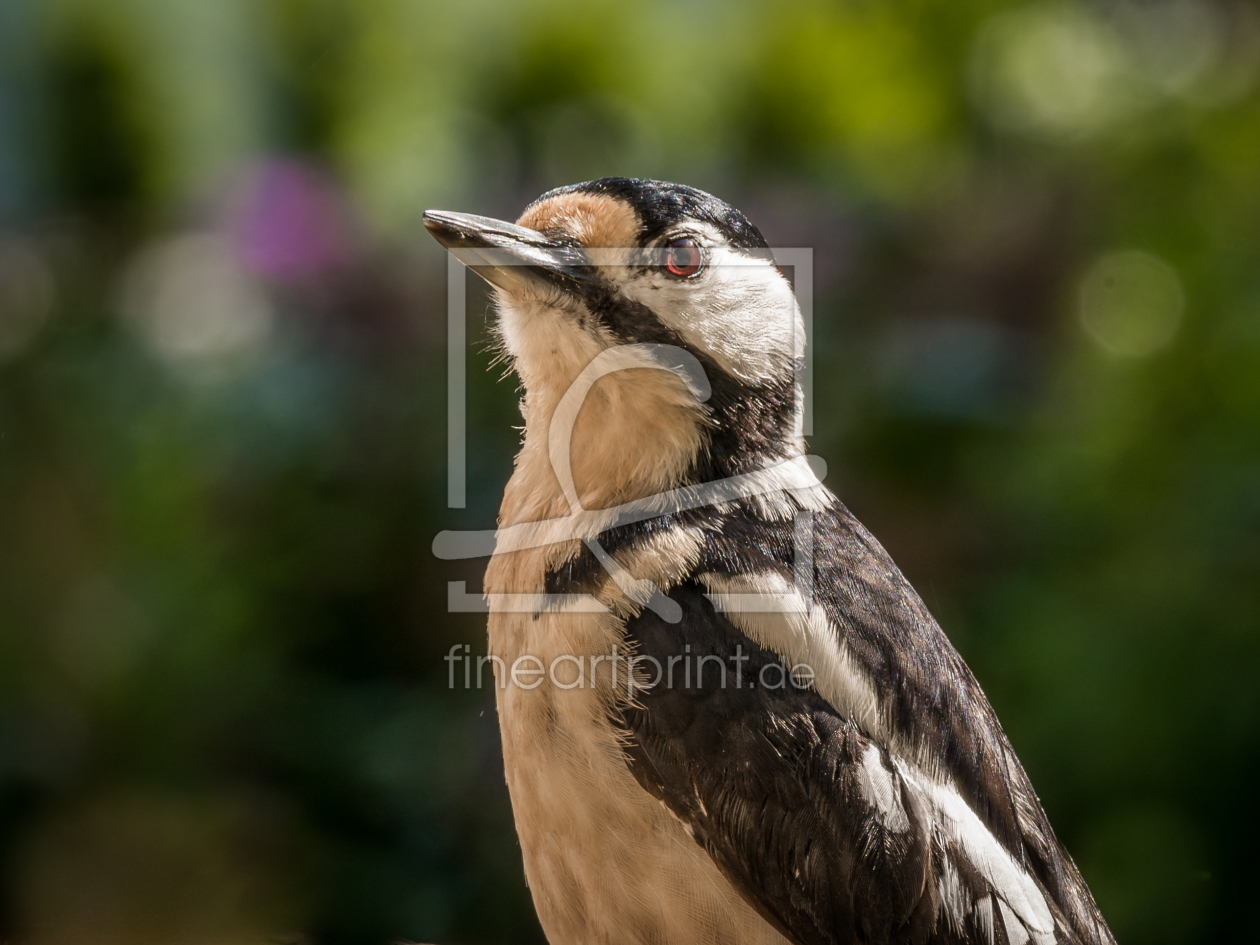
[423,210,597,296]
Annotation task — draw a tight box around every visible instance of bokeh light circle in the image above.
[120,233,273,368]
[1080,249,1184,357]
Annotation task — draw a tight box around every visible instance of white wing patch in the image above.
[999,898,1033,945]
[894,759,1055,945]
[856,743,911,832]
[699,570,884,743]
[701,568,1057,945]
[937,855,968,937]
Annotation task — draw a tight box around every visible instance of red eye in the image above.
[665,237,703,278]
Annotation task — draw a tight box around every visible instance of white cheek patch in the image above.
[494,235,802,394]
[621,242,804,386]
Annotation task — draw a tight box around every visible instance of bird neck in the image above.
[499,369,709,526]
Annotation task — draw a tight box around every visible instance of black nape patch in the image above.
[529,177,771,253]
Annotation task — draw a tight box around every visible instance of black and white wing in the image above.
[612,500,1115,945]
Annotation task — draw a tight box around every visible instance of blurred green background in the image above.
[0,0,1257,942]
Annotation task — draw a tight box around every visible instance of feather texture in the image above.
[598,494,1114,945]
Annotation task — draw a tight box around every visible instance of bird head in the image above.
[426,178,804,509]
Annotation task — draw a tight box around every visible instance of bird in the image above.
[424,178,1115,945]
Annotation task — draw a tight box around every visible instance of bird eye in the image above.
[664,237,703,278]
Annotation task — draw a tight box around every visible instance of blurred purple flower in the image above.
[229,158,352,282]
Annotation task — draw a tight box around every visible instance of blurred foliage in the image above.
[0,0,1257,942]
